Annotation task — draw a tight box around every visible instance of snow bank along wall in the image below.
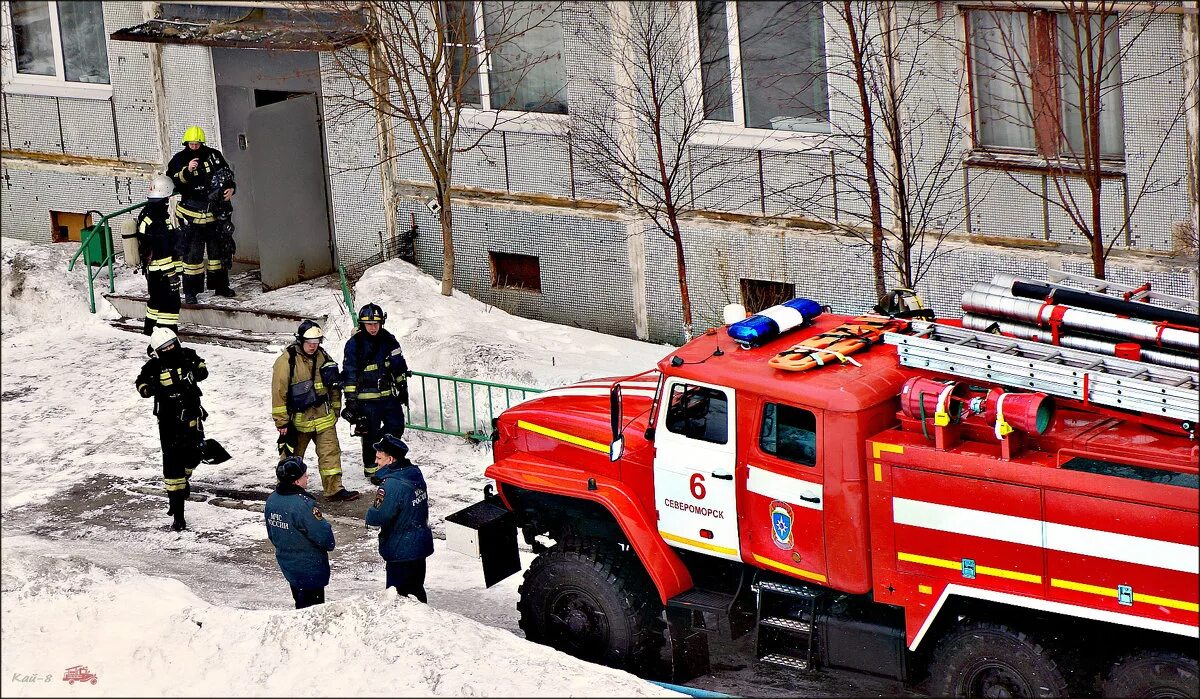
[2,2,1197,345]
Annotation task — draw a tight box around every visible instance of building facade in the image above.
[2,1,1197,344]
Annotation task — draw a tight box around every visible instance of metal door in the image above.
[653,379,741,561]
[247,94,333,289]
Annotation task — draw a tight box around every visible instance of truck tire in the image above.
[517,541,664,674]
[927,621,1069,698]
[1102,651,1198,698]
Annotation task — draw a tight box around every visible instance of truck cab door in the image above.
[743,400,828,584]
[654,379,740,561]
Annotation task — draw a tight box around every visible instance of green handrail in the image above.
[338,264,357,329]
[67,199,147,313]
[405,370,544,441]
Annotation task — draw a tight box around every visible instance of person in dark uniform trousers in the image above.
[365,435,433,602]
[167,125,236,303]
[265,456,336,609]
[136,175,182,335]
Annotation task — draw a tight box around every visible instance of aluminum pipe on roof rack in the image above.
[962,314,1200,372]
[962,285,1199,353]
[990,274,1200,328]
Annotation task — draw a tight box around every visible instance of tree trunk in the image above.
[439,192,455,296]
[669,216,693,342]
[843,1,888,299]
[1090,181,1106,279]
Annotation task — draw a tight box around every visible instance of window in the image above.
[968,9,1124,160]
[444,1,567,115]
[740,278,794,313]
[1,1,110,94]
[759,402,816,466]
[696,1,829,133]
[489,251,541,292]
[665,383,729,444]
[1061,457,1197,490]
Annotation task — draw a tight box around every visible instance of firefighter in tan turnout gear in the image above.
[271,320,359,502]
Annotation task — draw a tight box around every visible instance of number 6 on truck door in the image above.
[654,380,740,561]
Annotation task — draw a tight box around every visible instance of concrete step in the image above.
[104,292,325,335]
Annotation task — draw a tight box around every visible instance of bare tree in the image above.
[772,1,974,298]
[317,1,563,295]
[970,0,1195,279]
[565,2,753,341]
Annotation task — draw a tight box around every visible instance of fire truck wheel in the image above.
[1102,650,1198,698]
[517,542,665,674]
[927,621,1069,698]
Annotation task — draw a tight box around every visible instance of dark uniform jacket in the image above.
[365,461,433,562]
[167,145,233,210]
[136,200,181,271]
[136,347,208,424]
[342,328,409,405]
[265,483,336,590]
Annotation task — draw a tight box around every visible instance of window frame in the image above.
[488,250,542,293]
[447,0,569,134]
[688,0,832,153]
[963,5,1126,167]
[0,0,113,99]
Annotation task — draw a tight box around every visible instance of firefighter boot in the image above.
[168,491,188,531]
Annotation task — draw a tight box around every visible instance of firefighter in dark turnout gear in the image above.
[341,304,410,484]
[167,126,236,303]
[265,457,336,609]
[136,328,208,531]
[365,435,433,602]
[272,320,359,502]
[137,175,182,335]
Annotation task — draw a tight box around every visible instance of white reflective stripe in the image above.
[893,497,1042,547]
[389,348,404,356]
[538,387,657,399]
[746,466,822,511]
[1046,521,1199,575]
[910,583,1198,651]
[894,497,1199,573]
[757,304,806,331]
[568,380,659,390]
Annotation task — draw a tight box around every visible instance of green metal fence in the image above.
[406,371,544,441]
[67,200,147,313]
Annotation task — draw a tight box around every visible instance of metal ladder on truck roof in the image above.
[884,321,1200,425]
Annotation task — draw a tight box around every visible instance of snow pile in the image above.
[353,259,672,388]
[0,552,677,698]
[1,237,121,334]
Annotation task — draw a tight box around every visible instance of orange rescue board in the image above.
[768,316,908,372]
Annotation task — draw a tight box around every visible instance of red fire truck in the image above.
[448,277,1198,697]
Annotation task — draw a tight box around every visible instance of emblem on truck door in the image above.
[771,500,794,550]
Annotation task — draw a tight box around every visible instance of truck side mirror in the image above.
[609,384,623,462]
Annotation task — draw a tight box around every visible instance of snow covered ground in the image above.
[0,237,676,697]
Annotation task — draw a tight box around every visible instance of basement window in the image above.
[489,251,541,292]
[740,278,794,313]
[50,210,93,243]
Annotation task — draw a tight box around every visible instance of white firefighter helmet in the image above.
[148,175,174,200]
[149,326,179,355]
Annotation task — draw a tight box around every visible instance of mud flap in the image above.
[665,608,711,683]
[446,497,521,587]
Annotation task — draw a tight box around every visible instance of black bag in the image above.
[288,379,322,412]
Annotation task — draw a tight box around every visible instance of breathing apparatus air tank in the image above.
[727,298,823,348]
[120,218,140,268]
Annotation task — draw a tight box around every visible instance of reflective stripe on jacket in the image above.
[342,328,408,402]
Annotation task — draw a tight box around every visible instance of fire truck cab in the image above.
[450,292,1199,697]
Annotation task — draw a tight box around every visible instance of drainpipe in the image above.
[144,1,171,171]
[367,22,401,252]
[613,1,650,340]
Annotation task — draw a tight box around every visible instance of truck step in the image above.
[760,653,810,671]
[667,588,738,614]
[759,616,812,633]
[754,579,819,599]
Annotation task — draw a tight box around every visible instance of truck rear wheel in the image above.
[927,621,1069,697]
[1102,651,1198,698]
[517,541,664,674]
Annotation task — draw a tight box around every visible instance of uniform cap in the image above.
[276,456,307,483]
[372,434,409,460]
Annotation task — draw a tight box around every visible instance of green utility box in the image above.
[81,225,112,267]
